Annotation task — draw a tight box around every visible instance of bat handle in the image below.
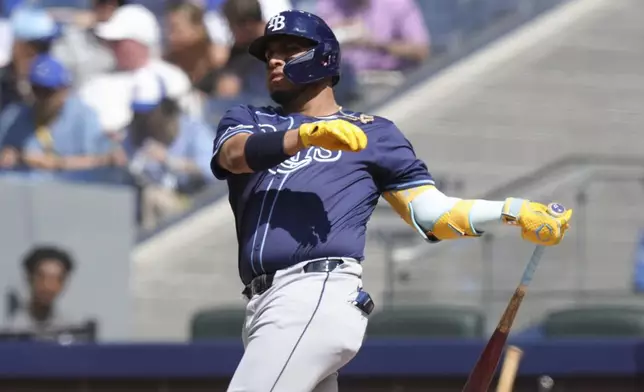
[520,245,545,286]
[519,203,567,286]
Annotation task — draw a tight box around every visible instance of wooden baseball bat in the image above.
[462,203,567,392]
[496,345,523,392]
[460,254,537,392]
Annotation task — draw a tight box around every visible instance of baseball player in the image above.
[210,10,573,392]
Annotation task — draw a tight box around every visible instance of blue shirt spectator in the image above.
[0,54,119,178]
[122,69,214,229]
[123,115,215,191]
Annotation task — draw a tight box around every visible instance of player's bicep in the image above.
[210,105,259,179]
[215,131,253,174]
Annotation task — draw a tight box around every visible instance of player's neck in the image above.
[282,88,340,118]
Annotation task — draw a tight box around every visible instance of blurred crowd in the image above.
[0,0,432,230]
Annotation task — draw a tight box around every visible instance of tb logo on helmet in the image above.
[267,14,286,32]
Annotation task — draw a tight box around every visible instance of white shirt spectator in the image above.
[78,4,200,134]
[80,61,194,133]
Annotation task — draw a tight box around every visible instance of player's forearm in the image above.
[218,129,304,174]
[408,187,505,239]
[383,185,510,241]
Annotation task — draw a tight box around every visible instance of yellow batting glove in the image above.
[501,198,573,246]
[299,119,368,152]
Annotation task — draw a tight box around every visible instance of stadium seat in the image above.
[366,305,486,338]
[190,307,246,340]
[542,306,644,338]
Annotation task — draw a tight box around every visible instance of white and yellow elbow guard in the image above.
[383,186,482,242]
[417,199,481,241]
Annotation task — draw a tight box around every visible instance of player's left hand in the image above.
[502,199,573,246]
[299,119,368,152]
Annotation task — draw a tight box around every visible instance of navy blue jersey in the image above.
[211,105,434,285]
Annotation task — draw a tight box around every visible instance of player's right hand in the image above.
[502,198,573,246]
[298,119,368,152]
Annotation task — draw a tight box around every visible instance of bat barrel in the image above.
[461,330,508,392]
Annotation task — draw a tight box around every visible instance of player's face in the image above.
[264,36,314,105]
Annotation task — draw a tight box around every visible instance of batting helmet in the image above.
[248,10,341,86]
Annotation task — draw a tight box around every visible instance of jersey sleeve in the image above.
[210,105,260,180]
[370,120,435,192]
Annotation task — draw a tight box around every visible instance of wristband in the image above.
[244,131,291,172]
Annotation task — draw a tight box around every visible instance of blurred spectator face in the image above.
[166,6,208,50]
[32,85,67,120]
[94,0,122,23]
[229,20,263,46]
[264,36,316,104]
[132,106,165,138]
[30,259,68,307]
[130,71,181,144]
[131,100,180,145]
[95,5,160,70]
[108,39,148,71]
[222,0,264,46]
[11,41,43,77]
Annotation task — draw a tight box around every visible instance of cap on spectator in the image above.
[10,5,62,41]
[131,70,167,113]
[94,4,160,48]
[29,54,71,89]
